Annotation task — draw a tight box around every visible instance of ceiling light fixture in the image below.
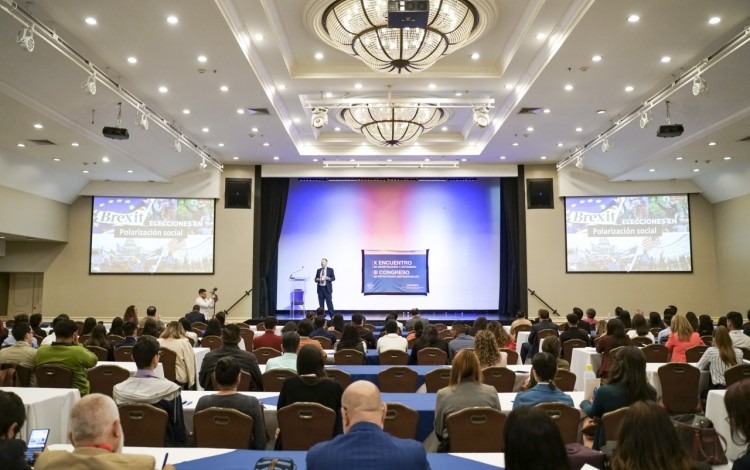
[136,105,149,130]
[324,160,459,169]
[692,74,707,96]
[472,107,490,128]
[319,0,480,73]
[82,72,97,95]
[198,158,208,172]
[16,25,35,52]
[601,136,611,152]
[575,157,584,169]
[172,137,182,153]
[639,109,652,128]
[340,101,448,146]
[311,107,329,129]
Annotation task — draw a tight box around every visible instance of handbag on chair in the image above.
[672,414,727,465]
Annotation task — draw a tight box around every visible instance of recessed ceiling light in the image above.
[428,83,436,90]
[350,158,356,161]
[72,142,80,147]
[461,158,467,162]
[272,156,279,160]
[102,156,110,163]
[592,55,602,62]
[648,168,656,172]
[708,16,721,25]
[441,126,448,131]
[197,55,207,63]
[254,33,264,41]
[535,33,546,40]
[127,57,138,64]
[202,127,209,133]
[17,143,25,147]
[627,14,640,23]
[543,108,551,114]
[263,142,270,147]
[723,156,732,160]
[278,84,286,90]
[540,156,547,160]
[218,143,225,147]
[557,142,563,147]
[293,118,301,124]
[85,17,97,25]
[82,170,89,174]
[413,142,420,147]
[455,92,463,97]
[313,158,319,162]
[334,127,341,132]
[386,159,392,162]
[504,83,514,90]
[166,15,179,25]
[126,170,133,173]
[324,92,333,98]
[182,109,191,114]
[158,86,168,93]
[564,84,574,91]
[470,52,480,60]
[34,123,43,129]
[661,56,671,63]
[220,85,229,92]
[526,127,534,132]
[233,156,239,160]
[314,52,324,60]
[53,158,60,162]
[512,142,519,146]
[424,158,430,161]
[675,156,684,160]
[251,127,259,133]
[625,85,634,92]
[354,83,363,89]
[708,141,717,146]
[596,109,606,114]
[693,168,700,172]
[237,108,245,114]
[575,127,583,132]
[500,156,506,160]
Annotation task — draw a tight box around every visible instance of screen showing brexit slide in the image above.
[90,197,215,274]
[362,250,429,295]
[565,194,692,273]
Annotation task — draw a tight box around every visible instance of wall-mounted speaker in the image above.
[225,178,252,209]
[527,178,554,209]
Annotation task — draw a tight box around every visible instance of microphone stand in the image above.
[224,289,253,317]
[527,288,559,316]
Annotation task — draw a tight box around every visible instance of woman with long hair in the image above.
[581,346,657,449]
[504,406,570,470]
[123,305,138,325]
[619,310,632,329]
[334,324,366,353]
[108,317,125,337]
[648,311,665,329]
[158,321,196,388]
[697,326,742,394]
[593,319,608,340]
[328,314,345,333]
[203,318,223,337]
[408,324,448,365]
[514,352,574,408]
[487,321,515,350]
[470,316,488,337]
[697,314,714,337]
[627,313,654,341]
[406,320,424,341]
[84,324,114,360]
[433,349,500,451]
[666,314,703,362]
[595,318,631,378]
[141,317,161,338]
[685,312,700,332]
[474,330,507,368]
[81,317,97,336]
[725,380,750,468]
[610,401,696,470]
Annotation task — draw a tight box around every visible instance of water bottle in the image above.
[583,363,598,401]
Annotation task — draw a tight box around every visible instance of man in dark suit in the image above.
[184,305,206,325]
[306,380,429,469]
[351,313,377,349]
[520,309,559,364]
[315,258,335,318]
[559,313,591,346]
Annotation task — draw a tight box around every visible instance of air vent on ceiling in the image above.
[518,107,544,115]
[246,108,271,116]
[739,135,750,142]
[28,139,57,146]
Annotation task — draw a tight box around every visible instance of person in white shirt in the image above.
[377,320,408,353]
[266,332,300,372]
[195,288,218,317]
[626,313,655,341]
[727,311,750,349]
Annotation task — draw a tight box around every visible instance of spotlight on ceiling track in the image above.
[311,107,328,129]
[82,72,97,95]
[601,136,611,153]
[692,75,707,96]
[472,107,490,128]
[136,106,149,130]
[172,137,182,153]
[198,158,208,172]
[16,26,35,52]
[575,157,584,169]
[639,110,652,129]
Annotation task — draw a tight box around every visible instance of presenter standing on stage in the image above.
[195,288,218,318]
[315,258,335,318]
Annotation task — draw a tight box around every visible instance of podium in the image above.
[289,276,308,319]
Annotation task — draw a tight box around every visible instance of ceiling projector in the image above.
[656,124,684,138]
[102,126,130,140]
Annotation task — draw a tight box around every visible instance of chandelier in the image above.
[321,0,479,73]
[338,102,448,146]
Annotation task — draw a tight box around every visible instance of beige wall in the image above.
[524,165,720,317]
[0,185,69,241]
[37,166,255,321]
[713,193,750,314]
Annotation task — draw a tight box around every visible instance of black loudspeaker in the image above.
[225,178,252,209]
[527,178,554,209]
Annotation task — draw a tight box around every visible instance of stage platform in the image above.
[269,311,516,324]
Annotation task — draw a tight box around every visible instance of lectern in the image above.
[289,276,308,319]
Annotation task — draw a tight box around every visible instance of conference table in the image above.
[0,386,80,445]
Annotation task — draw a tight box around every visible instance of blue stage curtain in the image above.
[500,177,522,316]
[258,178,289,316]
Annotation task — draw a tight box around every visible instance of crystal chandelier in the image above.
[321,0,479,73]
[338,102,448,146]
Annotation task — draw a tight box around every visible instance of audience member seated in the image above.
[582,307,598,327]
[592,319,608,342]
[377,320,408,353]
[178,318,198,346]
[199,324,263,391]
[194,356,266,449]
[113,336,188,447]
[649,311,665,330]
[81,317,97,336]
[697,314,714,338]
[580,346,656,450]
[525,337,569,390]
[266,332,300,372]
[627,313,654,341]
[725,380,750,469]
[142,317,163,338]
[0,322,37,384]
[666,314,703,362]
[434,349,500,452]
[487,320,516,351]
[504,405,569,470]
[656,307,676,345]
[277,344,344,446]
[114,322,138,350]
[619,310,632,329]
[351,313,377,350]
[510,310,532,337]
[254,316,283,351]
[697,326,742,397]
[0,390,30,470]
[123,305,138,326]
[36,393,160,470]
[280,321,298,334]
[685,311,700,333]
[513,352,573,409]
[184,305,206,325]
[297,319,326,357]
[382,313,404,335]
[108,317,125,337]
[405,308,430,331]
[158,321,196,388]
[310,316,337,347]
[610,401,702,470]
[408,325,448,365]
[203,318,223,338]
[470,316,489,337]
[40,314,70,346]
[520,309,558,364]
[84,324,114,360]
[727,311,750,349]
[334,324,367,354]
[596,318,631,379]
[306,381,428,469]
[35,318,98,395]
[406,321,423,342]
[2,315,38,348]
[29,313,46,339]
[448,321,475,360]
[560,313,591,345]
[474,330,507,368]
[328,314,345,333]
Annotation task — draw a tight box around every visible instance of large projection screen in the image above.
[565,195,692,273]
[90,197,216,274]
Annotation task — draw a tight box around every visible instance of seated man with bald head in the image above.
[306,380,429,469]
[35,393,161,469]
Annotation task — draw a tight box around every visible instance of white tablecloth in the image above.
[570,348,602,391]
[516,331,530,354]
[193,347,209,391]
[705,389,743,462]
[0,387,80,445]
